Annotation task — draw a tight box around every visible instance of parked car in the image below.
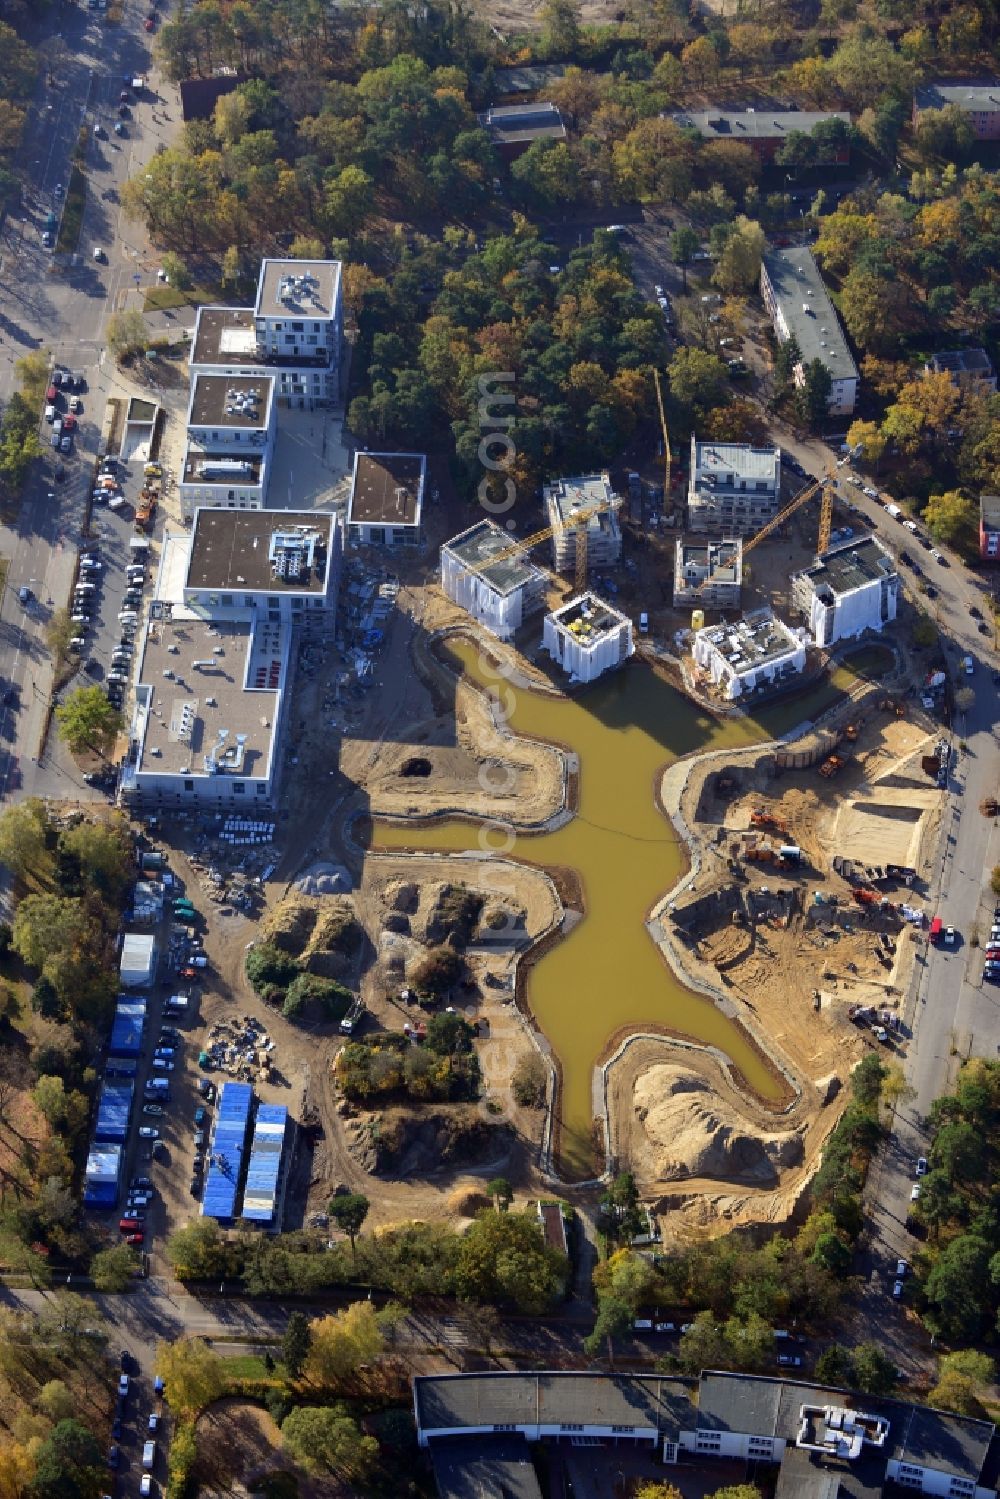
[916,1156,928,1176]
[138,1126,159,1140]
[118,1373,130,1397]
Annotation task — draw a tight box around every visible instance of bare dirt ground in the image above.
[193,1398,340,1498]
[609,700,944,1240]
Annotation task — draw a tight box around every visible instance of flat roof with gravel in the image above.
[186,509,334,595]
[254,258,340,320]
[349,452,426,527]
[187,373,273,430]
[134,618,280,777]
[763,247,857,385]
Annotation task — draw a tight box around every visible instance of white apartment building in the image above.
[120,509,340,811]
[440,520,547,641]
[190,258,342,409]
[692,609,806,700]
[542,593,634,683]
[347,452,427,547]
[179,374,276,522]
[543,474,622,573]
[761,247,858,416]
[791,534,898,647]
[687,437,782,536]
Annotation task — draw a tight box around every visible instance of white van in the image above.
[639,611,649,634]
[142,1439,156,1470]
[74,582,95,595]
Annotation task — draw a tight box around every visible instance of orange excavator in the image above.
[750,808,790,834]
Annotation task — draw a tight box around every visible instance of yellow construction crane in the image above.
[686,471,834,597]
[462,498,622,593]
[741,470,835,561]
[652,368,671,504]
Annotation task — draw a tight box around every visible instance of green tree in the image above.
[454,1210,567,1313]
[511,140,579,207]
[922,490,978,548]
[411,945,461,998]
[584,1294,632,1365]
[798,359,833,429]
[12,896,86,973]
[512,1052,547,1108]
[712,217,765,294]
[928,1369,988,1418]
[931,1121,985,1183]
[154,1338,224,1416]
[305,1301,386,1387]
[814,1344,856,1385]
[90,1243,136,1292]
[668,347,729,415]
[31,1419,103,1499]
[425,1010,474,1054]
[670,226,701,291]
[37,1380,76,1424]
[678,1311,729,1374]
[811,1232,853,1276]
[245,941,300,993]
[281,1405,378,1479]
[44,607,76,664]
[328,1193,370,1263]
[926,1236,992,1340]
[0,799,48,878]
[487,1178,513,1213]
[598,1171,645,1246]
[55,687,123,757]
[852,1341,898,1394]
[159,252,192,291]
[539,0,580,55]
[282,1311,312,1379]
[105,310,149,361]
[59,819,132,902]
[915,105,975,162]
[165,1217,228,1280]
[322,165,373,238]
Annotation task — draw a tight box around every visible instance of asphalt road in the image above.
[775,424,1000,1358]
[0,0,177,809]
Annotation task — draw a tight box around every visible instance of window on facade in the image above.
[256,784,266,795]
[244,596,253,607]
[493,1425,516,1433]
[948,1481,974,1496]
[291,321,303,331]
[560,1424,583,1432]
[611,1425,635,1434]
[184,779,194,791]
[307,335,318,345]
[233,782,245,795]
[222,595,233,607]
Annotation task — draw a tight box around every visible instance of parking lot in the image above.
[111,1353,169,1499]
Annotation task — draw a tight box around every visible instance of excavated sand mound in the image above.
[633,1066,803,1185]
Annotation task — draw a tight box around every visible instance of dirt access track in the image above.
[335,576,945,1239]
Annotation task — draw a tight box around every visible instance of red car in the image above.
[118,1216,143,1231]
[124,1232,144,1245]
[62,413,76,431]
[144,16,154,28]
[46,385,58,403]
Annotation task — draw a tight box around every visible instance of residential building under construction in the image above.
[440,520,547,641]
[686,437,782,535]
[692,608,806,701]
[543,474,622,574]
[791,535,898,647]
[542,593,634,684]
[673,537,743,608]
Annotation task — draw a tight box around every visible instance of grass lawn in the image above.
[56,166,87,255]
[143,283,217,313]
[221,1352,286,1382]
[837,643,896,680]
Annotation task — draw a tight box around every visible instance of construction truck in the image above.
[818,754,845,778]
